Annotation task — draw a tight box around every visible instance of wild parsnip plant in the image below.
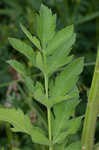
[0,4,84,150]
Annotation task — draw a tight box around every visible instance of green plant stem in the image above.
[44,75,52,150]
[47,108,52,150]
[82,46,99,150]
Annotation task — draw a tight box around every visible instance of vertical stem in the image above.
[81,46,99,150]
[47,108,52,150]
[44,74,52,150]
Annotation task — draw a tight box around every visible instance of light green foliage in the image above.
[0,4,84,149]
[0,108,49,145]
[20,24,41,50]
[7,60,28,76]
[35,51,45,72]
[8,38,35,64]
[24,76,35,93]
[50,58,83,98]
[36,4,56,48]
[45,25,74,55]
[45,34,76,74]
[52,99,81,144]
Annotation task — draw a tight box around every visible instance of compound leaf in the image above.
[0,108,49,145]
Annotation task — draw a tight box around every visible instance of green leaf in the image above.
[46,33,76,75]
[36,4,56,48]
[36,51,45,73]
[48,87,79,108]
[7,60,27,76]
[22,78,49,107]
[47,55,74,76]
[45,25,74,56]
[24,76,35,94]
[20,24,41,50]
[32,82,79,108]
[33,81,48,106]
[34,87,78,108]
[56,117,82,143]
[64,141,81,150]
[50,58,84,97]
[0,108,49,145]
[9,38,35,65]
[52,99,80,144]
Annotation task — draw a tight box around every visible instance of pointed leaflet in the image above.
[47,55,74,76]
[33,81,48,106]
[23,78,48,129]
[48,87,79,108]
[46,34,76,75]
[24,77,48,106]
[50,58,84,97]
[52,99,79,143]
[0,108,49,145]
[64,141,81,150]
[24,78,53,108]
[24,78,48,107]
[9,38,35,65]
[54,116,82,143]
[7,60,27,76]
[45,25,74,56]
[32,82,79,108]
[20,24,41,50]
[36,4,56,48]
[36,51,45,73]
[24,76,35,94]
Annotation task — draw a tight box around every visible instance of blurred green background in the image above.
[0,0,99,149]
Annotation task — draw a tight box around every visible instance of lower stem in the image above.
[47,108,52,150]
[44,74,53,150]
[81,46,99,150]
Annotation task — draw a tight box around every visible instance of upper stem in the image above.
[44,74,53,150]
[81,46,99,150]
[43,52,53,150]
